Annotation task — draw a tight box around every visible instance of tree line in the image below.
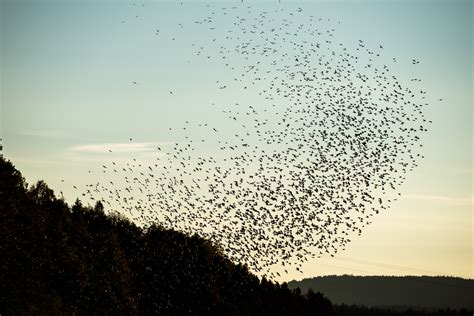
[0,157,470,315]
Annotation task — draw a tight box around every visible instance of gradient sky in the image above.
[1,0,472,281]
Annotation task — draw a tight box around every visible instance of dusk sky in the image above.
[1,0,472,281]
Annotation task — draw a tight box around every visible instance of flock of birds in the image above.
[68,3,434,280]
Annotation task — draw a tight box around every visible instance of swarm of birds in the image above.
[70,3,433,280]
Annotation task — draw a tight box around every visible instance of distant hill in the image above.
[288,275,474,311]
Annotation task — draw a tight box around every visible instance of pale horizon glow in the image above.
[1,0,472,281]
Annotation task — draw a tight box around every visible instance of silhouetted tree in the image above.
[1,157,471,315]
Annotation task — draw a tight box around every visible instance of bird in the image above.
[77,4,432,280]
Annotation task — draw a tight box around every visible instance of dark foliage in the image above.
[333,305,472,316]
[0,157,332,315]
[0,157,470,315]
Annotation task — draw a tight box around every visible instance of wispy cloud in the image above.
[70,142,170,154]
[21,129,66,139]
[7,156,82,167]
[404,194,473,206]
[453,167,474,175]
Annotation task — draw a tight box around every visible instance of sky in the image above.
[1,0,472,281]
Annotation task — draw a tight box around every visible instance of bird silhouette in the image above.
[74,3,433,281]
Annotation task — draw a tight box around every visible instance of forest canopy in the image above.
[0,157,471,315]
[0,157,333,314]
